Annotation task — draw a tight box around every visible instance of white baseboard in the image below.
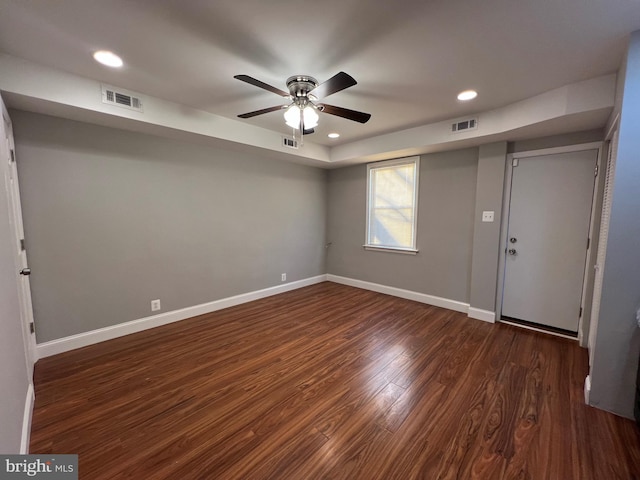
[20,383,34,454]
[468,307,496,323]
[37,274,491,359]
[326,274,470,314]
[37,275,327,359]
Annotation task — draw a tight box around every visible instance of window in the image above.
[365,157,419,253]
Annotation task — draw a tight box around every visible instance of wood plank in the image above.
[29,282,640,479]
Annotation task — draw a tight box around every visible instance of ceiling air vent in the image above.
[451,117,478,133]
[101,85,143,112]
[282,136,299,149]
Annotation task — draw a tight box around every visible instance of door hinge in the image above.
[579,307,583,318]
[586,237,590,250]
[20,238,25,251]
[10,149,15,163]
[29,322,34,334]
[512,158,519,167]
[594,163,599,177]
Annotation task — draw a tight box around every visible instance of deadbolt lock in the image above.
[509,237,517,243]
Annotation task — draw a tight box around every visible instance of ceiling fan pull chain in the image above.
[292,125,302,148]
[300,108,304,139]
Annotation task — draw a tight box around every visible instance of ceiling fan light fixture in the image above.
[284,105,301,128]
[284,105,319,129]
[303,106,319,129]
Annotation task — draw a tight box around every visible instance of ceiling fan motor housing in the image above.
[286,75,319,106]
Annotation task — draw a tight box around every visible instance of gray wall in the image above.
[0,107,30,453]
[589,30,640,418]
[469,143,507,312]
[12,111,327,343]
[327,148,478,303]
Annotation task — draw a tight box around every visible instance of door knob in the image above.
[19,268,31,276]
[508,249,517,256]
[509,237,517,243]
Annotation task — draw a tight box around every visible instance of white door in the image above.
[502,149,597,332]
[2,101,36,373]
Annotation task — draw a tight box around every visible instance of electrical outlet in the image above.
[281,273,287,282]
[482,211,495,222]
[151,299,161,312]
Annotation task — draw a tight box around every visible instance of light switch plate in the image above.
[482,211,495,222]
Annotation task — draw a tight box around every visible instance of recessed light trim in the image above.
[457,90,478,101]
[93,50,123,68]
[328,133,340,139]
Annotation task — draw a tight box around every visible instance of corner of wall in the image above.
[468,142,508,314]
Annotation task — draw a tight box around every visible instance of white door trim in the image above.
[20,383,34,454]
[588,128,619,366]
[503,142,603,160]
[576,145,604,345]
[1,100,37,371]
[496,142,603,339]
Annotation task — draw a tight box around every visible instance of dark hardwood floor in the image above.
[30,282,640,479]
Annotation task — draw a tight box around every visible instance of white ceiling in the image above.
[0,0,638,146]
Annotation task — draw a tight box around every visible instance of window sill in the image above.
[363,245,419,255]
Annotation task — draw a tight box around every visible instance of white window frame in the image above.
[364,156,420,254]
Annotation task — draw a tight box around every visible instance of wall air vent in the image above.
[282,136,299,149]
[101,85,143,112]
[451,117,478,133]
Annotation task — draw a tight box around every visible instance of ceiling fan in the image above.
[234,72,371,135]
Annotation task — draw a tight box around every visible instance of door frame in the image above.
[1,99,37,371]
[588,117,619,364]
[495,142,603,341]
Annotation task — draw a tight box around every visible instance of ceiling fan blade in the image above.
[319,104,371,124]
[234,75,290,97]
[303,128,315,135]
[237,105,285,119]
[310,72,357,99]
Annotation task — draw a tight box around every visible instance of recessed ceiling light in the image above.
[328,133,340,139]
[457,90,478,101]
[93,50,123,68]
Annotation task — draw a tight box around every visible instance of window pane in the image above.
[368,160,417,249]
